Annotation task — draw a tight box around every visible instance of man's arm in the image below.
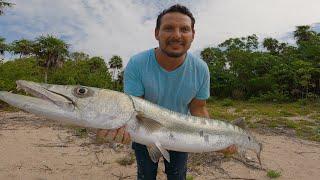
[189,98,210,118]
[189,98,237,154]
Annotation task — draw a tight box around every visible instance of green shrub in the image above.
[249,91,290,103]
[267,170,281,178]
[221,98,233,106]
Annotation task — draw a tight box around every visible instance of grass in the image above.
[186,175,194,180]
[73,127,88,138]
[207,99,320,142]
[0,101,20,112]
[116,153,135,166]
[267,170,281,178]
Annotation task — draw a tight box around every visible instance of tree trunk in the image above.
[44,69,48,83]
[44,61,49,83]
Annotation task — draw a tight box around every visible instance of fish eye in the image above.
[77,87,87,94]
[73,86,91,97]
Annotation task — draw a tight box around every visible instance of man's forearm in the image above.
[190,107,210,118]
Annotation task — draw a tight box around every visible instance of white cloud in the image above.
[1,0,320,64]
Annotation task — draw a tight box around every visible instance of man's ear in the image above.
[191,29,195,42]
[155,28,159,40]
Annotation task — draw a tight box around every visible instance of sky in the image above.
[1,0,320,64]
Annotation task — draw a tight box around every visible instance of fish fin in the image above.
[136,112,163,133]
[147,144,162,163]
[147,142,170,163]
[232,117,247,129]
[155,141,170,163]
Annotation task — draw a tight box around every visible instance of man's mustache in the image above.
[167,39,185,45]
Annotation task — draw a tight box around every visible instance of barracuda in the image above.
[0,80,262,165]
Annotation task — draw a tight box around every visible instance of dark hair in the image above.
[156,4,195,30]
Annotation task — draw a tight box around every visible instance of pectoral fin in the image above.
[147,142,170,163]
[136,111,163,133]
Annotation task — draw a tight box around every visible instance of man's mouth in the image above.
[167,40,184,46]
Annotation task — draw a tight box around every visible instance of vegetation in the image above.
[202,26,320,102]
[186,175,194,180]
[116,153,136,166]
[267,169,281,178]
[207,99,320,141]
[0,0,14,15]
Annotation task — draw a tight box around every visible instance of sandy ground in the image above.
[0,111,319,180]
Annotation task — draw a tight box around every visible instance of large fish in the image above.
[0,80,262,165]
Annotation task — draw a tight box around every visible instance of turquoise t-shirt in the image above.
[124,48,210,114]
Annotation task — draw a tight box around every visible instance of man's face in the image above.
[155,12,195,58]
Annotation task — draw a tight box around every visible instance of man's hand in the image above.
[96,127,131,144]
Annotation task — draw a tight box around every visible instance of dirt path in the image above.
[0,111,319,180]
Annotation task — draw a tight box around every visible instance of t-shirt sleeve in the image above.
[124,58,144,96]
[195,65,210,100]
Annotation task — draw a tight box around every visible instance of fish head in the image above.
[0,80,135,129]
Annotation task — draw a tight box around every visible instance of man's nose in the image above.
[171,29,182,39]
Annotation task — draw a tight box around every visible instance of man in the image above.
[97,4,235,180]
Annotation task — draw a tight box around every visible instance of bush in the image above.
[267,170,281,178]
[0,57,114,91]
[249,91,290,103]
[221,98,233,106]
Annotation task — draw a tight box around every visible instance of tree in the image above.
[70,51,90,62]
[33,35,69,82]
[9,39,34,58]
[218,34,259,52]
[200,47,224,64]
[108,55,123,90]
[263,38,287,55]
[294,25,316,44]
[108,55,123,79]
[0,36,6,56]
[108,55,123,69]
[0,0,14,15]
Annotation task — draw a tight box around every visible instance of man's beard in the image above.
[160,40,186,58]
[161,49,185,58]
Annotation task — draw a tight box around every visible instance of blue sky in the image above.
[1,0,320,64]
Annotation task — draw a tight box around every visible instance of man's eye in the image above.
[163,27,173,31]
[181,27,190,33]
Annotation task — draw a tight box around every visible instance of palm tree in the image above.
[0,36,7,61]
[33,35,69,82]
[108,55,123,90]
[0,0,14,15]
[108,55,123,80]
[9,39,34,58]
[294,25,317,44]
[70,51,90,62]
[0,36,6,55]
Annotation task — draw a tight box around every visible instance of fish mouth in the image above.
[16,80,75,111]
